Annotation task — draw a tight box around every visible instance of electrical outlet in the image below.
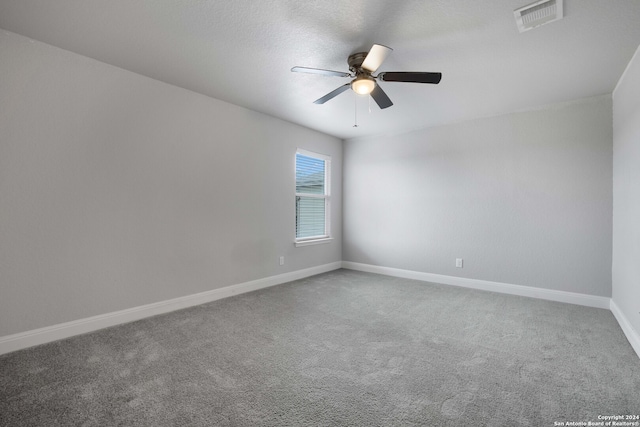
[455,258,463,268]
[279,256,285,266]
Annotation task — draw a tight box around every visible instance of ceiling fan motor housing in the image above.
[348,52,370,74]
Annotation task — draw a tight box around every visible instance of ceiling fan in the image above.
[291,44,442,109]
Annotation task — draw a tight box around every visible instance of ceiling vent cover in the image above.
[514,0,563,33]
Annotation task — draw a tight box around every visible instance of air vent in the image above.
[514,0,563,33]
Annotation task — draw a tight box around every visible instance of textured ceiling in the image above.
[1,0,639,140]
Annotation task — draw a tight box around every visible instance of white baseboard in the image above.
[341,261,611,309]
[0,262,342,356]
[610,299,640,359]
[5,261,637,360]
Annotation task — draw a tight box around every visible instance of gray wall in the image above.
[343,95,613,297]
[0,30,342,336]
[612,47,640,336]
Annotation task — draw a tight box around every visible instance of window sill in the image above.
[294,237,333,247]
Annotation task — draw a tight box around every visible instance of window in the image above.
[295,149,331,246]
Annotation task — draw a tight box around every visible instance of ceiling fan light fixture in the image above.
[351,77,375,95]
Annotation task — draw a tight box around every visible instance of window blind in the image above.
[295,152,328,239]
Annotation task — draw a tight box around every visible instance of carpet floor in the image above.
[1,269,639,426]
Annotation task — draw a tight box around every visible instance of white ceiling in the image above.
[1,0,639,140]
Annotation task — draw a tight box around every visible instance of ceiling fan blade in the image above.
[361,44,393,73]
[291,66,351,78]
[370,84,393,109]
[313,84,351,104]
[379,72,442,84]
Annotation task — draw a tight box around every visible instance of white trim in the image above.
[296,148,331,162]
[294,237,334,247]
[613,43,640,100]
[295,148,331,243]
[341,261,610,309]
[0,262,342,356]
[610,299,640,359]
[4,261,637,360]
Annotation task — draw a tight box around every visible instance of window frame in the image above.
[294,149,332,247]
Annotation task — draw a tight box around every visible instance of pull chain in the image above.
[353,94,359,127]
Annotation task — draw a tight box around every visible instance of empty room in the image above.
[1,0,639,425]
